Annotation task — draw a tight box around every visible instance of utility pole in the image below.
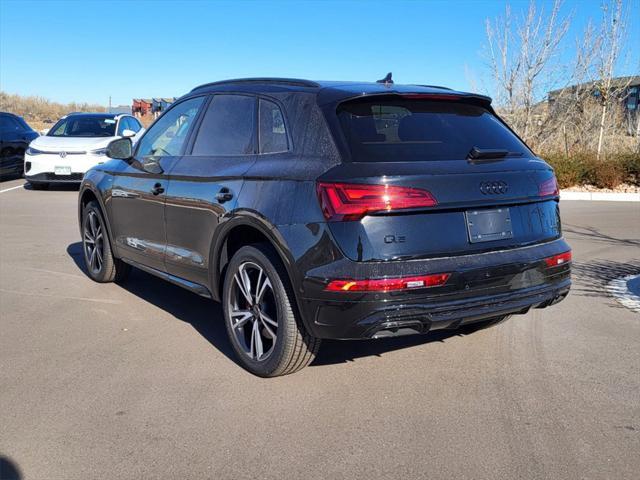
[108,95,112,113]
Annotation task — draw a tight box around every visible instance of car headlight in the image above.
[89,148,108,156]
[26,147,43,155]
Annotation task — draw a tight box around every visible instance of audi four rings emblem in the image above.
[480,181,508,195]
[59,151,67,158]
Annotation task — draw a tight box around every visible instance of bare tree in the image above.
[485,0,569,147]
[536,21,601,153]
[594,0,629,159]
[484,0,638,158]
[485,4,521,120]
[518,0,570,142]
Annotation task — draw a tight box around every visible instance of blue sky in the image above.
[1,0,638,106]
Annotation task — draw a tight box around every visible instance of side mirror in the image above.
[142,158,163,174]
[121,129,136,138]
[106,137,132,159]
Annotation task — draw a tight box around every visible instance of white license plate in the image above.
[54,166,71,175]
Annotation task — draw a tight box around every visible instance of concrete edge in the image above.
[606,275,640,314]
[561,190,640,202]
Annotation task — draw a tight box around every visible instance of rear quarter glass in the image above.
[336,97,530,162]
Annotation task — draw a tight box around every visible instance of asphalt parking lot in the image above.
[1,178,639,480]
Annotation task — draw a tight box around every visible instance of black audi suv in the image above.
[78,77,571,376]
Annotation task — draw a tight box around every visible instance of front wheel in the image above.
[82,201,130,283]
[222,244,320,377]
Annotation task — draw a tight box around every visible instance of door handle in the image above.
[151,183,164,195]
[215,187,234,203]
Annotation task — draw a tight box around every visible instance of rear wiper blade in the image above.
[467,147,523,162]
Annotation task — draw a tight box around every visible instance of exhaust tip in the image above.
[371,318,427,338]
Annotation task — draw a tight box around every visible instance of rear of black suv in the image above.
[287,88,571,340]
[80,78,570,377]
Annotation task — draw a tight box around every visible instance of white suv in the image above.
[24,113,144,189]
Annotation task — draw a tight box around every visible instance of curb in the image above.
[560,190,640,202]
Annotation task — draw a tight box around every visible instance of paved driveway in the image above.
[1,178,639,480]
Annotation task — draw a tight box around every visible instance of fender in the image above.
[78,173,119,258]
[209,211,301,305]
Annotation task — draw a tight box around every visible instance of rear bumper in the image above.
[297,238,571,339]
[309,280,569,339]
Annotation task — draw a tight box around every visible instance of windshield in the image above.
[48,115,117,137]
[336,97,531,162]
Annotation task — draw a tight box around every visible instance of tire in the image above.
[222,244,320,377]
[29,182,49,190]
[81,200,130,283]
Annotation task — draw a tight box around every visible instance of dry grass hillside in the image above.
[0,91,106,132]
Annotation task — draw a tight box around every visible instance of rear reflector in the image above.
[325,273,451,292]
[539,176,559,197]
[544,251,572,267]
[317,182,437,221]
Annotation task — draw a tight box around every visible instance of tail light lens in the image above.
[325,273,451,292]
[544,251,572,267]
[539,176,559,197]
[317,182,437,221]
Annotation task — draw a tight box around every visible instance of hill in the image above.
[0,91,106,132]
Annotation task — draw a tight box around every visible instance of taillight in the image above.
[325,273,451,292]
[539,176,559,197]
[544,251,572,267]
[316,182,437,221]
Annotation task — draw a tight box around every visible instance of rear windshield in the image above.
[336,97,530,162]
[48,115,117,137]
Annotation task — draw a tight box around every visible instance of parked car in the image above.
[78,78,571,377]
[0,112,39,179]
[25,112,144,189]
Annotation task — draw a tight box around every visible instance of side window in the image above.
[120,117,136,134]
[51,121,66,136]
[116,117,126,136]
[129,117,142,133]
[191,95,255,156]
[136,97,204,157]
[0,115,22,132]
[259,99,289,153]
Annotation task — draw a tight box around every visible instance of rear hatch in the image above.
[319,94,561,262]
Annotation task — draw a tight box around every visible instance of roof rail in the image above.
[191,77,320,92]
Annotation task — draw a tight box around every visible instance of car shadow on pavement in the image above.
[23,182,80,192]
[67,242,237,363]
[0,455,22,480]
[313,326,482,366]
[67,242,486,368]
[564,223,640,248]
[572,258,640,306]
